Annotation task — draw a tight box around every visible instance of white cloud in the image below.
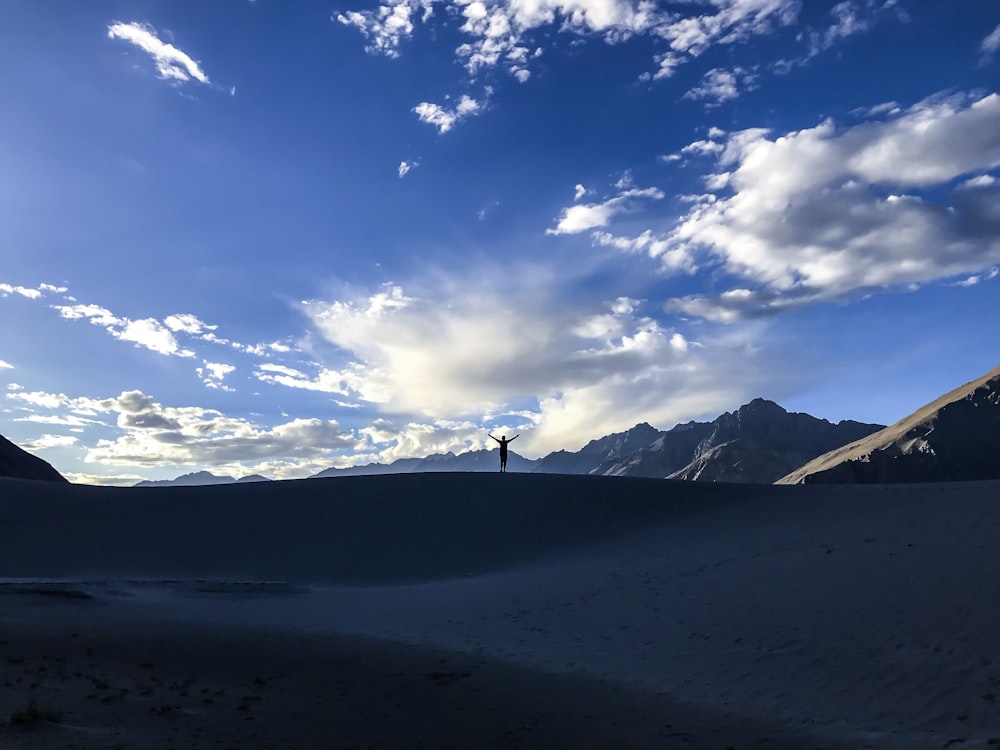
[198,361,236,390]
[254,363,355,395]
[398,160,419,177]
[593,230,695,273]
[413,94,483,133]
[0,282,67,299]
[650,51,683,80]
[107,22,210,84]
[14,414,105,427]
[118,318,195,357]
[53,303,122,327]
[22,434,78,450]
[685,66,756,106]
[548,186,664,235]
[8,390,119,414]
[63,472,148,487]
[0,359,12,369]
[655,92,1000,319]
[279,271,776,456]
[953,267,999,288]
[358,417,492,464]
[610,296,639,314]
[163,313,215,335]
[46,298,266,363]
[54,304,193,357]
[681,138,725,156]
[982,22,1000,63]
[335,0,427,58]
[658,0,799,55]
[341,0,800,86]
[10,388,358,478]
[960,174,997,190]
[298,278,671,418]
[574,184,588,201]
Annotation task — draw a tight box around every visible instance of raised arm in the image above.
[509,434,520,442]
[488,434,500,444]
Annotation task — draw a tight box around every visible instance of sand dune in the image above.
[2,473,1000,748]
[0,473,754,583]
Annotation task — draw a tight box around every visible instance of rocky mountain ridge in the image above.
[779,363,1000,484]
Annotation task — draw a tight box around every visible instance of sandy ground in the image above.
[2,474,1000,748]
[0,605,853,750]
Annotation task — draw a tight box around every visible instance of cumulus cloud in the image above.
[197,361,236,390]
[335,0,428,58]
[398,160,418,177]
[652,91,1000,319]
[413,95,483,133]
[0,359,12,369]
[340,0,803,86]
[684,67,756,106]
[548,186,664,235]
[107,22,210,84]
[9,388,359,478]
[267,270,781,456]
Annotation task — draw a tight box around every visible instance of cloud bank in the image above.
[250,272,781,456]
[567,91,1000,321]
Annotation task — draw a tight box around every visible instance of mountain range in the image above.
[311,398,884,484]
[3,361,998,486]
[133,471,272,488]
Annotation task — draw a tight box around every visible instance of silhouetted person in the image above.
[489,433,519,472]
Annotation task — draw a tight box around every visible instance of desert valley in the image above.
[0,364,998,748]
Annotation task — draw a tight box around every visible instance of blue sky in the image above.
[2,0,999,484]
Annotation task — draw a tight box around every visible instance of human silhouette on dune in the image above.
[488,433,519,473]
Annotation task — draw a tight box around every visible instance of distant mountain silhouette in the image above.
[779,363,1000,484]
[0,433,68,483]
[531,422,664,475]
[306,400,882,484]
[134,471,271,488]
[313,449,535,478]
[598,399,883,483]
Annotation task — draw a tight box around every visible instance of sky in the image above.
[1,0,999,485]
